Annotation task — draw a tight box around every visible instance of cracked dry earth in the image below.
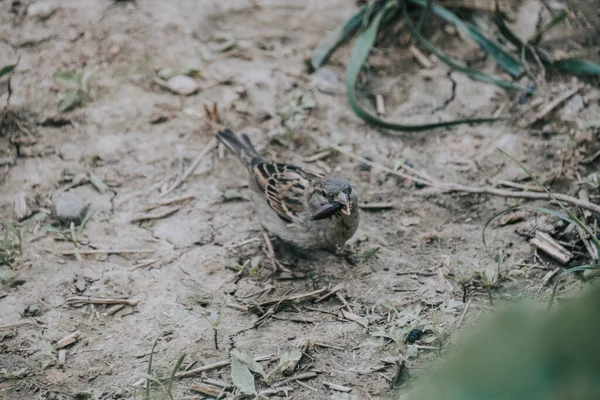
[1,0,600,399]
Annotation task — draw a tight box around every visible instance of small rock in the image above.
[360,156,373,171]
[166,75,198,96]
[74,277,87,292]
[27,1,57,19]
[14,192,28,221]
[310,68,343,95]
[561,94,584,119]
[51,191,88,226]
[24,303,42,317]
[0,156,15,167]
[157,67,175,80]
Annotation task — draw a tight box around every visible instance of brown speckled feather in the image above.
[252,162,322,223]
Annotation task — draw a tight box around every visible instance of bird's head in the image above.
[310,177,357,220]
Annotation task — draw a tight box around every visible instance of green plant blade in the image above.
[145,338,160,400]
[552,59,600,75]
[483,206,573,247]
[347,2,502,132]
[311,5,368,70]
[498,148,600,253]
[0,63,17,79]
[404,4,524,90]
[547,264,599,312]
[166,354,185,398]
[58,89,82,112]
[527,10,568,43]
[80,65,96,94]
[408,0,523,78]
[53,70,82,86]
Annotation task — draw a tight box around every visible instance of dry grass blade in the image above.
[176,354,274,379]
[524,84,584,126]
[322,138,600,215]
[66,297,139,306]
[161,138,217,197]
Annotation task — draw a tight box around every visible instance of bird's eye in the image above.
[343,187,352,195]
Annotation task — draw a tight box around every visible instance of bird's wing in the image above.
[251,162,322,223]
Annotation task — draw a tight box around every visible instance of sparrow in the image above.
[216,129,359,251]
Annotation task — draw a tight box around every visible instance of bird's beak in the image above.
[333,192,351,216]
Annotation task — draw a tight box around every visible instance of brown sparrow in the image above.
[216,129,359,251]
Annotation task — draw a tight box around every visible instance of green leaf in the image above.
[145,338,160,400]
[311,5,367,70]
[53,70,82,86]
[408,0,523,78]
[43,225,62,233]
[498,149,600,254]
[80,65,96,94]
[230,354,257,396]
[88,172,108,194]
[77,209,95,236]
[166,354,185,398]
[552,59,600,76]
[58,89,82,112]
[404,7,524,91]
[483,206,573,247]
[231,349,266,378]
[527,10,568,43]
[0,63,17,79]
[347,2,502,132]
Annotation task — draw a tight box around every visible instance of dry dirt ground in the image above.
[1,0,600,399]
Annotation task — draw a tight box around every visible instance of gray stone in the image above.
[310,68,343,94]
[27,1,57,20]
[166,75,198,95]
[51,191,88,226]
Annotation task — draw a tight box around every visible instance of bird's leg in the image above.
[262,231,294,274]
[330,245,357,266]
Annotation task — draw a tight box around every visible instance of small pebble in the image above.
[405,328,424,344]
[310,68,343,94]
[157,67,175,80]
[51,191,88,226]
[361,156,373,171]
[24,303,42,317]
[27,1,57,19]
[166,75,198,95]
[404,162,426,189]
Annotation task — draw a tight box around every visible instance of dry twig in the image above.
[324,140,600,215]
[66,297,139,306]
[161,138,217,197]
[176,354,275,378]
[62,248,154,256]
[130,203,187,222]
[144,194,195,212]
[525,84,584,126]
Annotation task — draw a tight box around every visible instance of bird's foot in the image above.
[262,231,304,278]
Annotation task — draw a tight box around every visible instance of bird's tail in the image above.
[216,129,262,166]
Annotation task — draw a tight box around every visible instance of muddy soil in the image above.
[1,0,599,399]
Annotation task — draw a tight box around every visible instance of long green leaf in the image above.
[498,149,600,253]
[408,0,523,78]
[547,264,599,312]
[527,10,568,43]
[0,63,17,79]
[311,5,368,70]
[166,354,185,399]
[552,59,600,76]
[145,338,160,400]
[404,5,524,90]
[347,2,502,132]
[482,206,573,247]
[494,8,600,76]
